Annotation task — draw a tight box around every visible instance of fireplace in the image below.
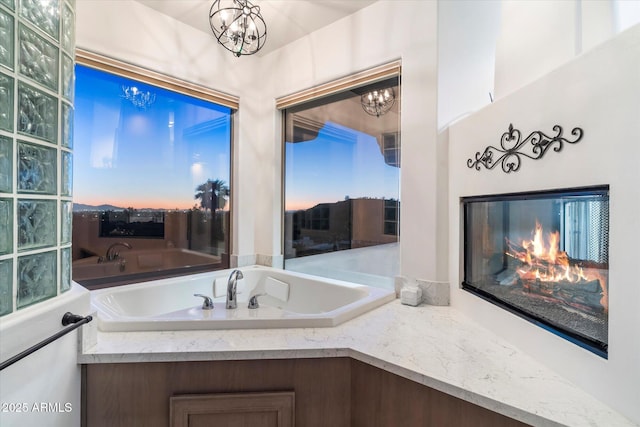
[462,186,609,357]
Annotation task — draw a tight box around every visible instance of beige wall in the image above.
[294,198,397,252]
[351,199,397,248]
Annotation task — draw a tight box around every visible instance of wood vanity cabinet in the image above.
[83,358,348,427]
[170,392,294,427]
[82,358,530,427]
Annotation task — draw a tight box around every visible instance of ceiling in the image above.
[134,0,397,147]
[135,0,378,56]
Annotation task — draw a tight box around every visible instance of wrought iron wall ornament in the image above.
[467,123,584,173]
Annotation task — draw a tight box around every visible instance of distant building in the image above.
[285,198,399,258]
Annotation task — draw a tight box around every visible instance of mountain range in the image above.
[73,203,127,211]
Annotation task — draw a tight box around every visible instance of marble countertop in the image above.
[79,300,636,427]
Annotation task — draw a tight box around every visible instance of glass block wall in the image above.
[0,0,75,316]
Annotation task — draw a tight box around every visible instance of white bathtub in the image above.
[90,266,396,331]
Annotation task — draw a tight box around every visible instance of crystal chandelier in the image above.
[121,86,156,109]
[209,0,267,57]
[361,88,396,117]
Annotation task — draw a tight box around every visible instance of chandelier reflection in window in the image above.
[121,86,156,109]
[209,0,267,57]
[361,88,396,117]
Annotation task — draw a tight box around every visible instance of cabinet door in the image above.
[170,391,295,427]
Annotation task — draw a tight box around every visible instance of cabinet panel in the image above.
[170,392,294,427]
[350,360,530,427]
[189,412,276,427]
[83,358,350,427]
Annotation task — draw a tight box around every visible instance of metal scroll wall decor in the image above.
[467,124,584,173]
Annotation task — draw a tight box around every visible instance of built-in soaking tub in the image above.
[90,266,396,332]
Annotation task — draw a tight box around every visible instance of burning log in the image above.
[522,278,604,312]
[555,278,601,294]
[522,278,601,295]
[506,240,583,269]
[499,220,609,314]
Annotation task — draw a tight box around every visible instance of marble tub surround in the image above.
[395,275,450,306]
[256,253,285,268]
[416,279,450,306]
[79,301,635,427]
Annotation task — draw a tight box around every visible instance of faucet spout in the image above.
[104,242,132,262]
[226,269,244,309]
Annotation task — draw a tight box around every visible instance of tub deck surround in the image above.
[90,266,396,331]
[79,301,635,427]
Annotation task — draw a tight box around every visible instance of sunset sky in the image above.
[74,65,231,210]
[74,66,399,211]
[285,122,399,211]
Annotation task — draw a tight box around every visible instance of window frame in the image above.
[73,50,238,285]
[277,61,401,271]
[75,49,239,110]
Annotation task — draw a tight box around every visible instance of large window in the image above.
[72,57,235,288]
[282,71,400,288]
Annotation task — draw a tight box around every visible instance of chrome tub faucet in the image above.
[194,294,214,310]
[248,293,265,309]
[104,242,132,261]
[97,242,132,263]
[226,269,244,309]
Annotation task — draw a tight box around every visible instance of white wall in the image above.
[613,0,640,33]
[437,0,501,130]
[495,0,577,98]
[440,0,637,133]
[494,0,621,99]
[256,0,440,282]
[448,25,640,424]
[0,285,90,427]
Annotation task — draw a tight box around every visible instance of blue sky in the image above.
[74,65,231,209]
[74,65,399,211]
[285,122,400,210]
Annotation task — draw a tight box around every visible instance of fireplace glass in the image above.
[462,186,609,357]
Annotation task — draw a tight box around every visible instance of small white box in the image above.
[400,286,422,306]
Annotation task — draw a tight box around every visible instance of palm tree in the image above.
[194,179,229,211]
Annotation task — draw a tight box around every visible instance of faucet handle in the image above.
[194,294,214,310]
[248,294,266,309]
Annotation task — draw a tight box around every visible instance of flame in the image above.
[506,220,608,311]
